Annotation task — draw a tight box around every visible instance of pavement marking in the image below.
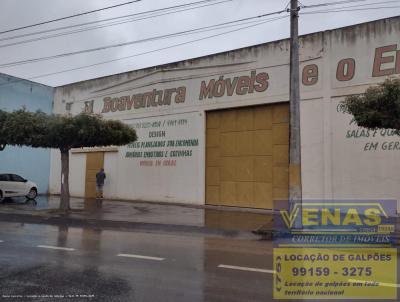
[0,240,3,243]
[218,264,275,274]
[348,279,400,288]
[117,253,165,261]
[37,245,75,251]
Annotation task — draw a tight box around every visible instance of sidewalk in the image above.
[0,195,274,238]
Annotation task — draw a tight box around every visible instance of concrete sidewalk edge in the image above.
[0,212,258,239]
[47,194,278,215]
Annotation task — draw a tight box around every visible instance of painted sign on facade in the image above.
[61,43,400,118]
[329,97,400,204]
[114,112,203,203]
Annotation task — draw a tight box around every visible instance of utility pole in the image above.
[289,0,302,222]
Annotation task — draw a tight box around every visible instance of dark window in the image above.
[0,174,9,181]
[10,174,25,182]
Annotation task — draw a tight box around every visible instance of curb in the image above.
[0,212,257,239]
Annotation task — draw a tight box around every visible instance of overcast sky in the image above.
[0,0,398,87]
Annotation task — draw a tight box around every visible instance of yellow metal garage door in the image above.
[206,103,289,209]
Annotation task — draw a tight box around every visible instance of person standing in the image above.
[95,168,106,199]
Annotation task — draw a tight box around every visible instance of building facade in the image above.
[0,73,53,194]
[50,17,400,209]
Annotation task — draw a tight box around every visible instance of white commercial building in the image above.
[50,17,400,209]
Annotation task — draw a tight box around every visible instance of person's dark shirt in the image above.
[96,171,106,186]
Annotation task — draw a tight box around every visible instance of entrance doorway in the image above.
[85,152,104,198]
[205,103,289,209]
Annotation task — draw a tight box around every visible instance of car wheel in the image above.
[26,188,37,200]
[0,191,3,203]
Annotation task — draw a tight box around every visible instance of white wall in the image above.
[103,152,118,199]
[300,99,325,199]
[113,112,204,204]
[49,17,400,206]
[331,97,400,202]
[49,150,86,197]
[69,153,86,197]
[49,113,204,204]
[49,149,60,194]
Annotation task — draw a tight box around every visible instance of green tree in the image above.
[0,110,9,151]
[0,109,46,151]
[341,78,400,131]
[2,109,137,210]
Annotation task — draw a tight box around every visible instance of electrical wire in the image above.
[302,0,370,9]
[1,0,397,84]
[0,15,288,84]
[5,0,377,50]
[302,0,400,10]
[0,0,143,35]
[0,19,272,68]
[0,10,287,68]
[301,5,400,15]
[0,0,231,47]
[1,0,389,50]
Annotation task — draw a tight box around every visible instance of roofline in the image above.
[0,72,53,89]
[56,15,400,88]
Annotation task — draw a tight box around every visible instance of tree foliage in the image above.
[1,109,137,210]
[2,109,48,149]
[0,110,8,151]
[341,78,400,131]
[2,109,137,151]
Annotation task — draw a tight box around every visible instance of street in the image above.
[0,222,274,302]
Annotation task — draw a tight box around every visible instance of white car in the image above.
[0,173,38,201]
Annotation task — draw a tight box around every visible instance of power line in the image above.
[301,0,370,9]
[0,0,231,47]
[0,15,288,84]
[0,0,142,35]
[21,0,390,72]
[0,11,287,68]
[1,0,390,49]
[0,1,389,50]
[303,0,399,10]
[301,5,400,14]
[344,0,400,7]
[0,20,266,68]
[301,1,400,14]
[1,0,396,84]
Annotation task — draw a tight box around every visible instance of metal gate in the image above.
[205,103,289,209]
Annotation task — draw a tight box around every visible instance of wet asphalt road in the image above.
[0,222,274,302]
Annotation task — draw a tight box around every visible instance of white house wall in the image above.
[49,150,61,195]
[50,17,400,206]
[69,153,86,197]
[49,150,86,197]
[103,152,118,199]
[300,98,325,199]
